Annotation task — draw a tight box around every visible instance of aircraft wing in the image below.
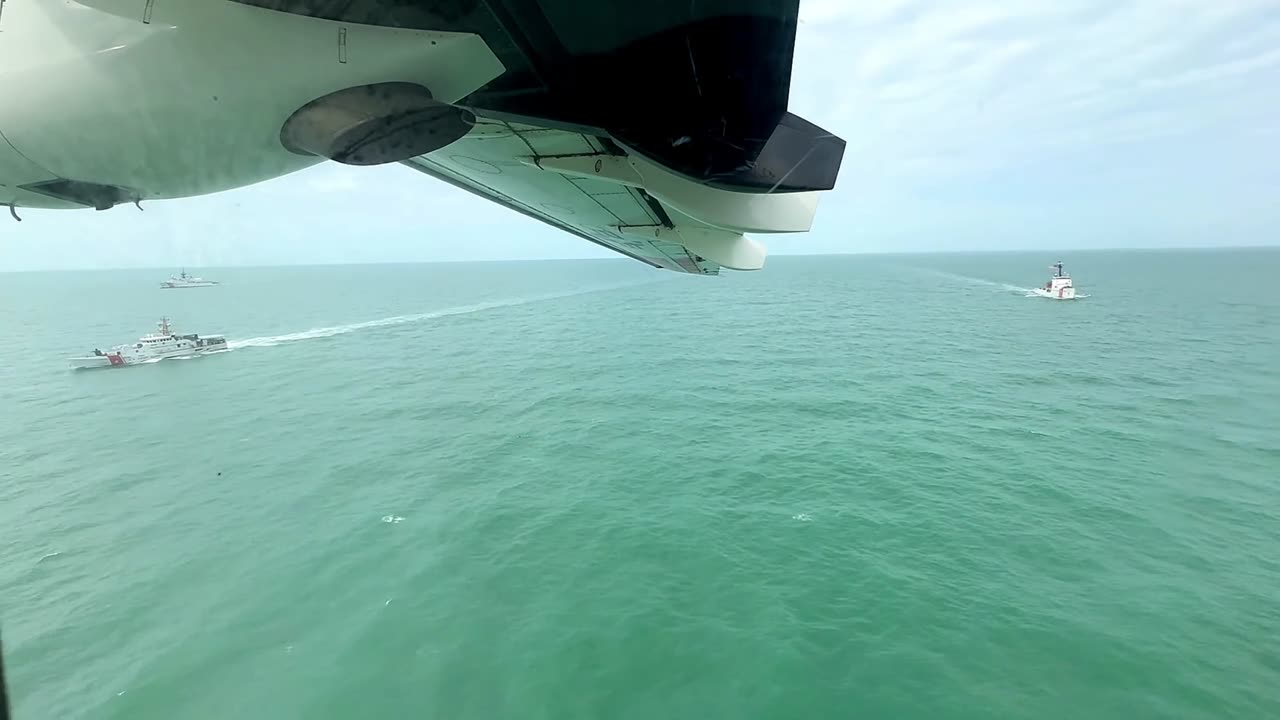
[3,0,845,274]
[405,122,726,274]
[253,0,848,274]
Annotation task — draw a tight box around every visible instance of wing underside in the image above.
[25,0,847,273]
[404,121,721,274]
[224,0,847,274]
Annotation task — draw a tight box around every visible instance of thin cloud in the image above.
[795,1,1280,173]
[305,168,360,193]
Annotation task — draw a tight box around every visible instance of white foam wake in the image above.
[916,269,1031,294]
[1002,283,1034,293]
[226,283,641,350]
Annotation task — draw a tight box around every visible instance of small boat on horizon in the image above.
[69,317,227,369]
[1029,261,1087,300]
[160,269,218,288]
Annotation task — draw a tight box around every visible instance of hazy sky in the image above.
[5,0,1280,270]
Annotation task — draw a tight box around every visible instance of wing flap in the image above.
[404,119,721,274]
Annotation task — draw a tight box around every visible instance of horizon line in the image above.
[2,244,1276,273]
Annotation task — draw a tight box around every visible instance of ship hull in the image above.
[69,345,226,370]
[68,356,116,369]
[1029,287,1078,300]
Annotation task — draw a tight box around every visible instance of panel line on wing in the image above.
[565,176,627,225]
[400,121,723,275]
[405,157,664,269]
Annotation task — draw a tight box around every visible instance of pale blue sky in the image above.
[5,0,1280,270]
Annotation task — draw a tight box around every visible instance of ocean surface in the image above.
[2,250,1278,720]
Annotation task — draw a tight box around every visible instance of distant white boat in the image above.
[161,270,218,288]
[1029,261,1086,300]
[69,317,227,369]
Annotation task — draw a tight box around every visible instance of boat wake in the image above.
[917,269,1031,294]
[227,282,648,350]
[1000,283,1035,293]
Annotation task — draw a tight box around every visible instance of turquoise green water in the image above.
[2,250,1278,719]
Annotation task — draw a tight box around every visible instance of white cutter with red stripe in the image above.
[69,318,227,369]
